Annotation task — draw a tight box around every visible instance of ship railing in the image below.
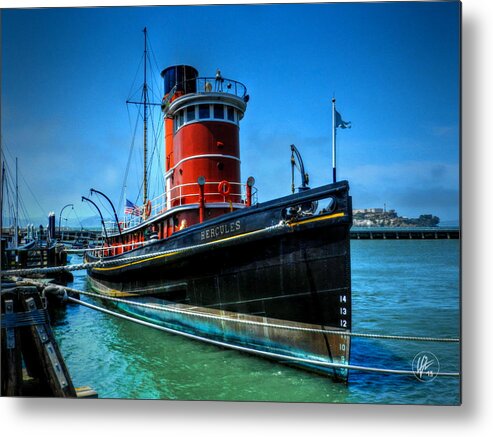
[165,181,258,211]
[163,77,247,109]
[194,77,247,99]
[90,239,147,257]
[105,222,120,235]
[118,181,258,232]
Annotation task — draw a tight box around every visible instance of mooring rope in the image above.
[1,222,287,276]
[67,295,460,378]
[25,280,459,344]
[0,308,49,329]
[64,243,139,254]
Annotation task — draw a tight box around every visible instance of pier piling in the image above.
[1,291,23,396]
[1,286,77,397]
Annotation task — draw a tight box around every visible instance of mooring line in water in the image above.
[66,295,460,378]
[1,222,288,277]
[30,280,459,344]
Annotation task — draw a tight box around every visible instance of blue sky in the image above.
[1,2,460,225]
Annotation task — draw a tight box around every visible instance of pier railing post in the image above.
[1,291,23,396]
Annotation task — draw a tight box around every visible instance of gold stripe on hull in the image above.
[92,212,345,273]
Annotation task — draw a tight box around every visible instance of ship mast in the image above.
[143,27,148,205]
[0,161,4,245]
[15,157,18,249]
[126,28,161,207]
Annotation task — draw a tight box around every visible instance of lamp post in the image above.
[58,203,74,241]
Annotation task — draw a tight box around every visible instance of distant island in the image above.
[353,208,440,228]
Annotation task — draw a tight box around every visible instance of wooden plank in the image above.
[75,386,99,399]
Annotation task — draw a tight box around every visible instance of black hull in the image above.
[86,181,352,380]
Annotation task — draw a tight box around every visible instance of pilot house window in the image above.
[186,106,196,122]
[214,104,224,119]
[199,104,210,119]
[174,104,239,132]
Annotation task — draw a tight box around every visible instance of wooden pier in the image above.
[57,229,102,243]
[1,242,73,284]
[1,227,102,246]
[350,227,460,240]
[1,285,97,398]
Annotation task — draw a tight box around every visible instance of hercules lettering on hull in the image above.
[85,37,353,382]
[201,220,241,241]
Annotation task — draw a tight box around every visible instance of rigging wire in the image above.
[17,192,31,228]
[119,103,136,213]
[3,169,14,227]
[147,32,164,104]
[147,104,165,197]
[90,192,116,223]
[144,105,164,201]
[126,53,145,102]
[95,198,113,219]
[2,160,18,227]
[72,206,85,230]
[118,103,143,211]
[62,206,74,229]
[1,146,46,220]
[135,105,144,203]
[144,32,165,200]
[119,28,164,208]
[18,168,47,218]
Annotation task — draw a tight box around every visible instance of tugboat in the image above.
[85,31,352,381]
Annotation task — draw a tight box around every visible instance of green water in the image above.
[52,239,460,404]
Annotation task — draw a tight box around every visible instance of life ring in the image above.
[218,180,231,196]
[143,200,152,219]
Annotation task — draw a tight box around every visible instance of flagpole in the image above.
[332,98,336,183]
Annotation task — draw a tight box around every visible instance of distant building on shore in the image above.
[353,208,440,227]
[353,208,396,215]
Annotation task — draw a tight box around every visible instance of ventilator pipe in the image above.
[246,176,255,207]
[197,176,206,223]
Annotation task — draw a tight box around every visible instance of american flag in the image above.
[124,199,141,216]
